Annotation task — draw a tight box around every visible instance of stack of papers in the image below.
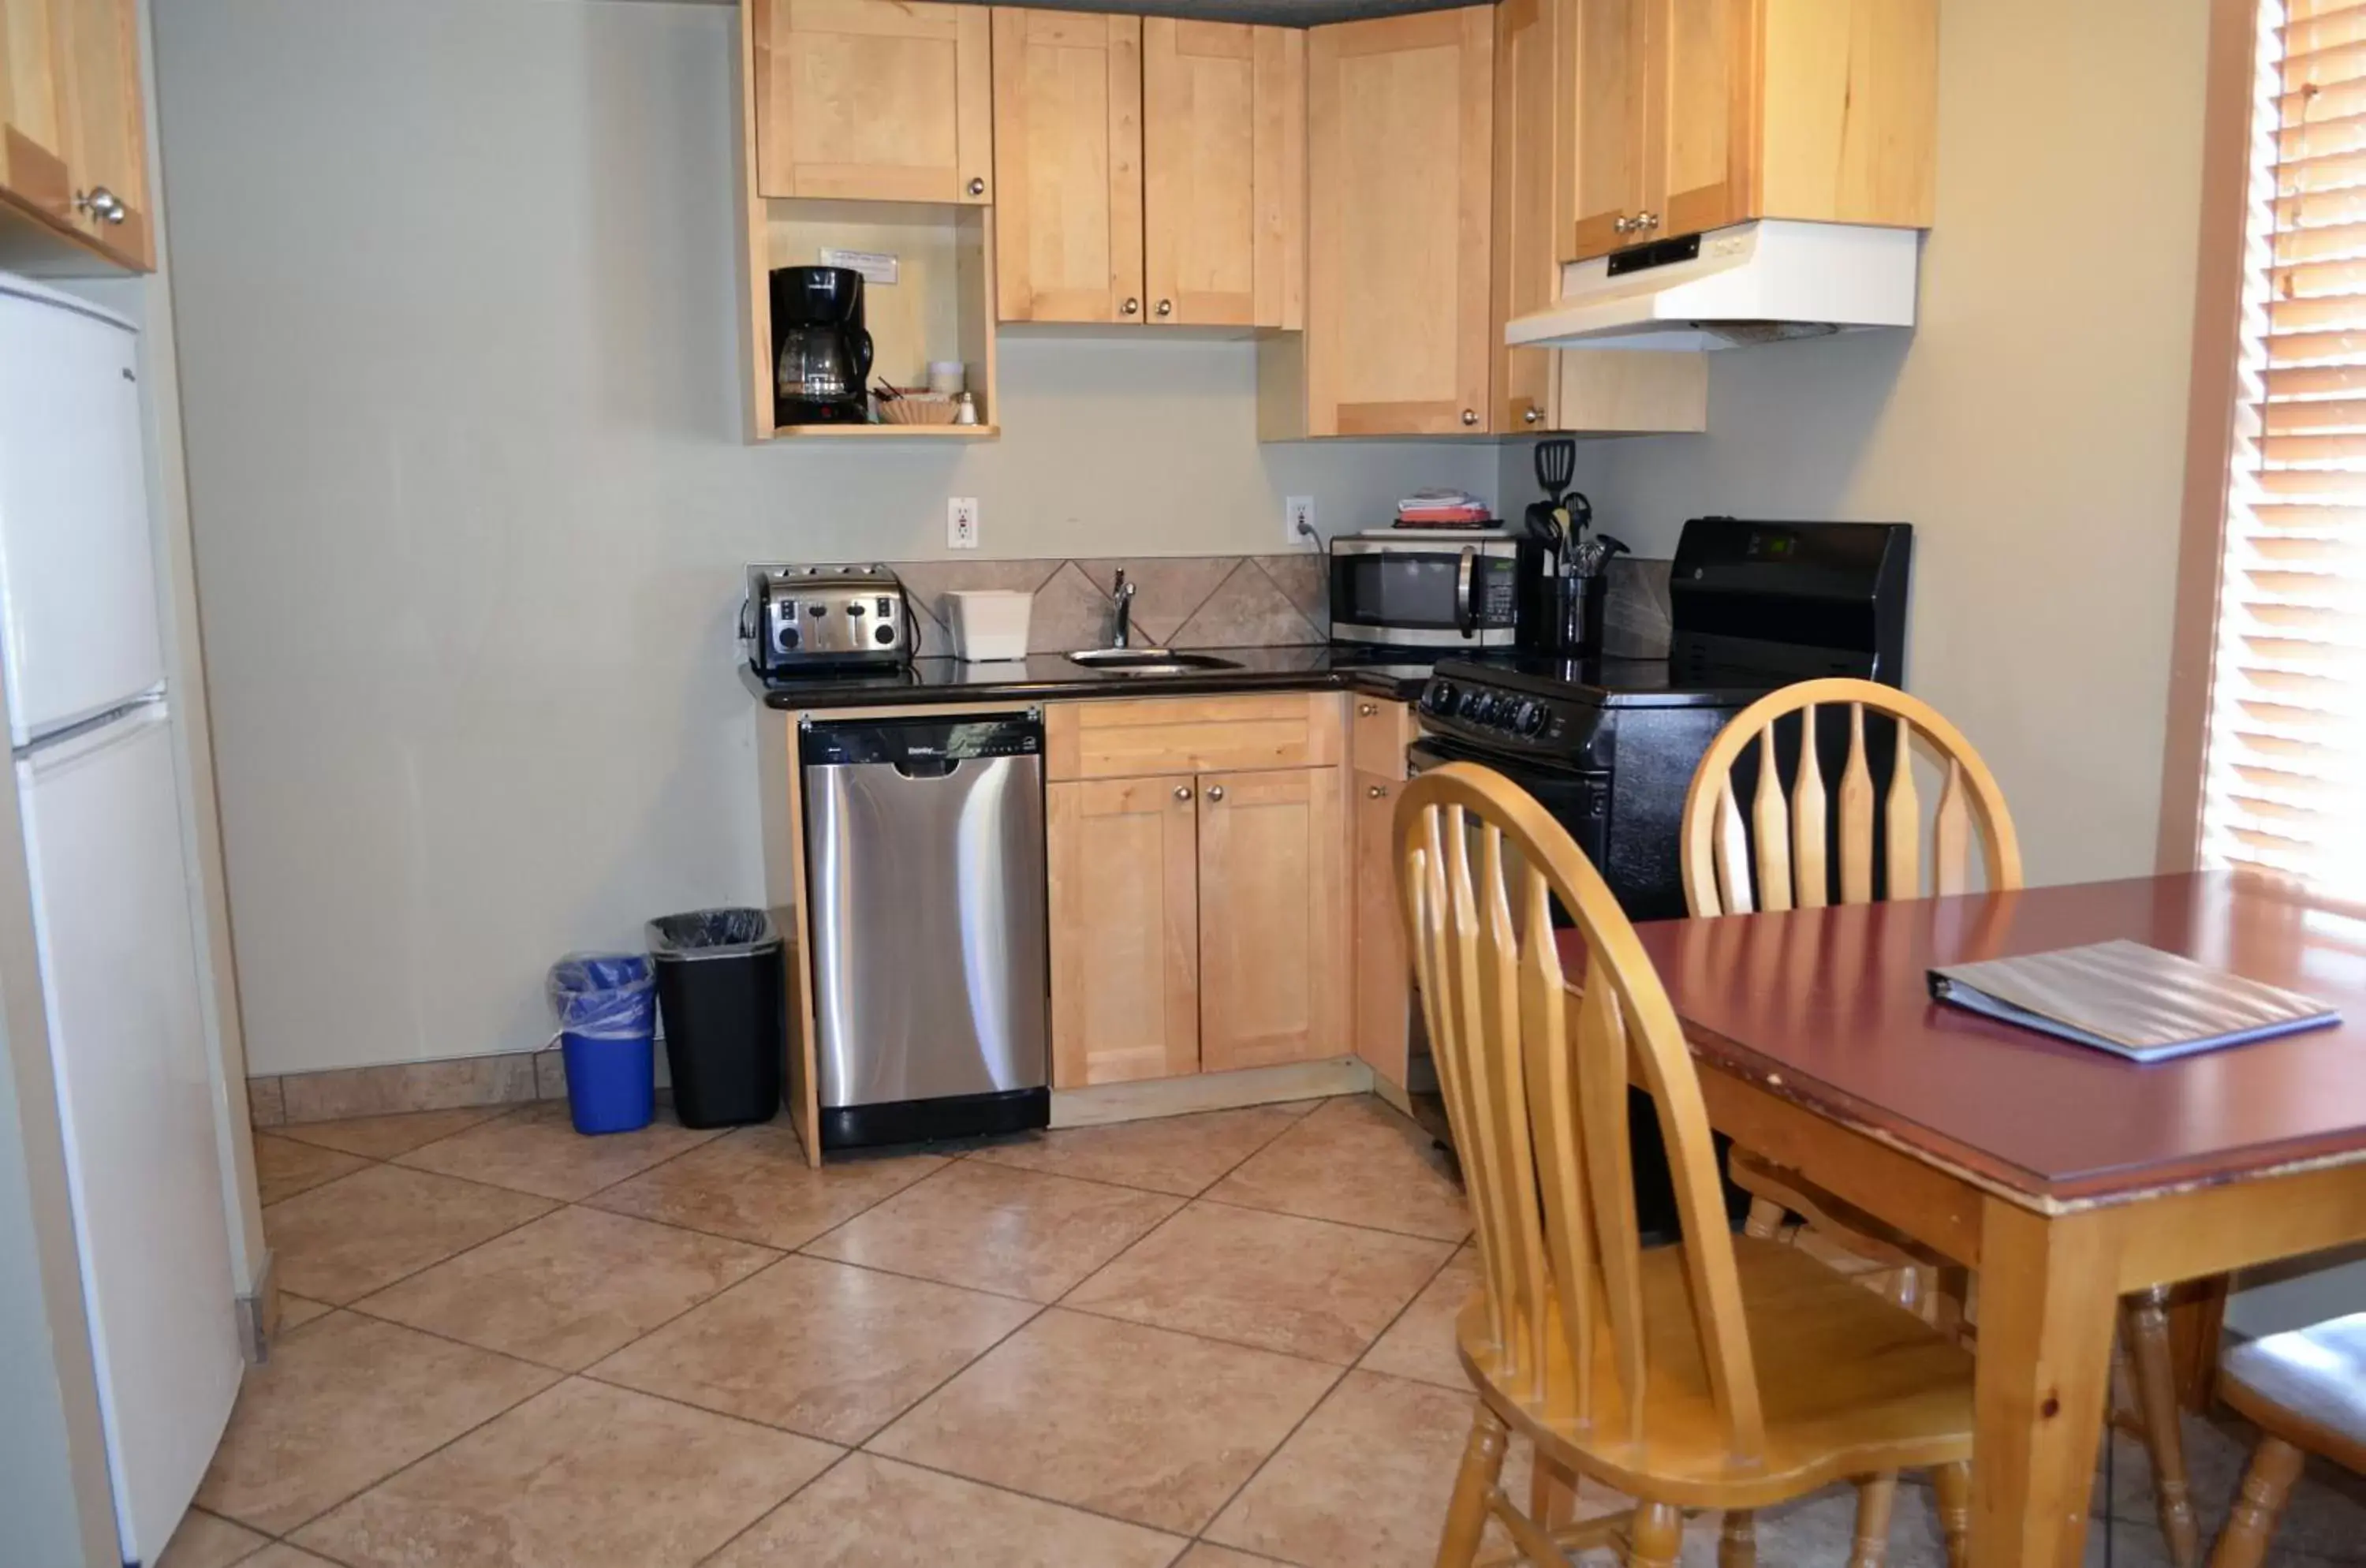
[1928,939,2339,1062]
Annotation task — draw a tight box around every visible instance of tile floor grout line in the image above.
[1187,1357,1357,1553]
[1190,1189,1470,1246]
[686,1446,864,1568]
[845,1445,1217,1547]
[269,1101,523,1159]
[308,1191,565,1313]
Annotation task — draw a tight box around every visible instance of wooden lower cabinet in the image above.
[1047,774,1200,1087]
[1351,768,1411,1091]
[1197,766,1345,1073]
[1047,762,1347,1088]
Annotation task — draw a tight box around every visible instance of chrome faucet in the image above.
[1111,570,1136,648]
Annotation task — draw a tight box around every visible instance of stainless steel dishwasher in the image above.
[800,711,1049,1148]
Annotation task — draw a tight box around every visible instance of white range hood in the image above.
[1504,219,1922,353]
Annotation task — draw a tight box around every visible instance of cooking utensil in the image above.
[1534,437,1576,506]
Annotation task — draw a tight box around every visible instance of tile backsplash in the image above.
[888,552,1671,657]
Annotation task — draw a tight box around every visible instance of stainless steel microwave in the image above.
[1328,531,1521,649]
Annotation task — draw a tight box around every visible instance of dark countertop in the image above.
[745,645,1476,710]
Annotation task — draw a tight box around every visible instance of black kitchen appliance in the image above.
[771,266,873,426]
[1407,516,1913,1239]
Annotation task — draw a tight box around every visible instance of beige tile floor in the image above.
[177,1093,2366,1568]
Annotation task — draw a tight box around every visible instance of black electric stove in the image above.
[1403,517,1913,1237]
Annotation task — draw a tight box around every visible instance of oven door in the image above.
[1330,541,1517,648]
[1407,737,1610,872]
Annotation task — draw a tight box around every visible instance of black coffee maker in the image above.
[771,266,873,425]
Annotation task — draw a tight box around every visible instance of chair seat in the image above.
[1458,1234,1975,1510]
[2219,1313,2366,1463]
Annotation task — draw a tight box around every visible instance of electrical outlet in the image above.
[1285,495,1315,547]
[948,496,980,550]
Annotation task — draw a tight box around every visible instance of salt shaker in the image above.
[953,391,979,426]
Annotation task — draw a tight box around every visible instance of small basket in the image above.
[878,391,957,426]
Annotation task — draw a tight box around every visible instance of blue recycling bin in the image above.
[547,953,656,1135]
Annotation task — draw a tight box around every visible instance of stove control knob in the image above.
[1516,702,1547,737]
[1427,681,1455,714]
[1457,690,1482,719]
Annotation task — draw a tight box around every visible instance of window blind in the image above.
[2199,0,2366,891]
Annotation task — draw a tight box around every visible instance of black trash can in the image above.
[646,909,786,1129]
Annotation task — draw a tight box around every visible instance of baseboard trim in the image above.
[233,1247,276,1365]
[1051,1057,1373,1129]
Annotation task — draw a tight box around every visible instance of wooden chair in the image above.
[1677,678,2204,1567]
[2207,1314,2366,1567]
[1397,761,1975,1568]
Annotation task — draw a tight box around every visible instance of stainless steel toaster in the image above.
[743,564,912,673]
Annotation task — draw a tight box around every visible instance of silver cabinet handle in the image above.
[968,177,987,196]
[1174,785,1192,801]
[1368,784,1388,799]
[1460,409,1478,427]
[1122,297,1140,315]
[75,187,126,224]
[1155,299,1174,317]
[1207,785,1226,802]
[1358,703,1377,717]
[1637,211,1659,232]
[1522,408,1541,425]
[1613,215,1636,235]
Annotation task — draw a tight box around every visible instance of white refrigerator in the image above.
[0,274,241,1562]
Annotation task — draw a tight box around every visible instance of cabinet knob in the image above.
[75,187,126,225]
[1174,785,1192,801]
[1368,783,1388,800]
[1522,407,1541,425]
[1460,409,1478,427]
[1206,785,1226,802]
[1155,299,1174,317]
[1122,297,1140,315]
[967,177,987,196]
[1613,215,1636,236]
[1637,211,1659,232]
[1358,703,1377,717]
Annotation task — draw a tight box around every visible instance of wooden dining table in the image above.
[1589,868,2366,1566]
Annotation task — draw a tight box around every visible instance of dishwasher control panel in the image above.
[800,713,1042,769]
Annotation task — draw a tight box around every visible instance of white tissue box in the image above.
[943,590,1032,662]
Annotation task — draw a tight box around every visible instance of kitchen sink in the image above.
[1065,649,1242,674]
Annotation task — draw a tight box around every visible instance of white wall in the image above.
[1554,0,2212,888]
[152,0,1497,1075]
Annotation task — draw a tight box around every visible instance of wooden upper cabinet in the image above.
[1047,775,1201,1088]
[0,0,151,271]
[1566,0,1937,264]
[1569,0,1647,267]
[1141,20,1301,329]
[754,0,993,204]
[1301,7,1493,437]
[993,9,1142,323]
[1491,0,1570,432]
[1655,0,1752,241]
[1197,766,1345,1073]
[995,10,1303,329]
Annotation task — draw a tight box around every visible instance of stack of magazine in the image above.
[1928,939,2338,1062]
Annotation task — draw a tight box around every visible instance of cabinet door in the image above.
[1305,9,1492,436]
[754,0,993,204]
[1351,769,1411,1092]
[1649,0,1755,239]
[1569,0,1648,262]
[1491,0,1572,431]
[1198,767,1345,1073]
[993,9,1143,323]
[1142,19,1301,328]
[1,0,72,229]
[1047,775,1200,1087]
[53,0,148,265]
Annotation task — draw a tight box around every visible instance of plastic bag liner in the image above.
[646,908,780,961]
[547,952,656,1039]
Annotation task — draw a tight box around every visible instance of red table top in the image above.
[1584,872,2366,1204]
